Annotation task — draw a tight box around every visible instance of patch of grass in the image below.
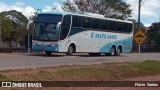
[37,70,51,77]
[57,66,117,80]
[58,66,93,76]
[134,60,160,75]
[1,60,160,81]
[0,74,10,81]
[109,64,137,79]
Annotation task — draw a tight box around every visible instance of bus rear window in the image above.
[124,23,133,33]
[128,24,133,32]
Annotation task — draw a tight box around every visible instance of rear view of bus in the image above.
[32,12,134,56]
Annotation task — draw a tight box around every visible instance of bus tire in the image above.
[66,45,74,55]
[45,51,52,56]
[110,46,116,56]
[116,46,121,56]
[88,53,101,56]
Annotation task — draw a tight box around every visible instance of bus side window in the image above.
[62,15,71,27]
[60,15,71,40]
[108,21,116,31]
[116,22,124,32]
[124,23,128,32]
[72,16,81,27]
[92,19,100,29]
[124,23,133,33]
[82,17,91,28]
[101,20,108,30]
[128,24,133,33]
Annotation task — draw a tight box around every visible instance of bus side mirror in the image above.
[56,22,62,31]
[26,20,33,30]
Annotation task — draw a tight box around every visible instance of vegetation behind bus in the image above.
[0,10,29,48]
[62,0,132,20]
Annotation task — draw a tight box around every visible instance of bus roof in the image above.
[39,11,133,24]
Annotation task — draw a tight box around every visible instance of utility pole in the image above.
[138,0,142,64]
[0,17,1,42]
[27,9,41,53]
[138,0,142,30]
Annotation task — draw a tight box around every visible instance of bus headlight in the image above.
[52,44,58,47]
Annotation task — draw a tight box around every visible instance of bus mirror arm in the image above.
[26,20,33,30]
[56,22,62,31]
[57,22,62,41]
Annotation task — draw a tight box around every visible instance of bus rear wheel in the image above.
[66,45,74,55]
[45,51,52,56]
[116,47,121,56]
[109,46,116,56]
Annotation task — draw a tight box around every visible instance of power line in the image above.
[148,0,160,6]
[141,0,147,6]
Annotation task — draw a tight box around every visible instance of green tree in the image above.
[1,17,14,47]
[147,22,160,51]
[128,19,145,31]
[62,0,132,19]
[128,19,146,52]
[0,10,29,47]
[154,31,160,49]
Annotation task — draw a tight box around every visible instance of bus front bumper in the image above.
[32,45,59,52]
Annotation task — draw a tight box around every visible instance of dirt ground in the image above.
[51,75,160,90]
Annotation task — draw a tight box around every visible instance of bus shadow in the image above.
[74,55,127,57]
[24,53,127,57]
[25,53,66,57]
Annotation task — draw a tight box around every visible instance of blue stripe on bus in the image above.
[99,37,133,53]
[32,45,59,52]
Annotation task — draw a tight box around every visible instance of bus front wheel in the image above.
[66,45,74,55]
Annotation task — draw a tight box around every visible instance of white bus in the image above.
[32,12,134,56]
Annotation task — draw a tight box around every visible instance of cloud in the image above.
[42,3,63,12]
[14,2,25,7]
[126,0,160,18]
[126,0,160,26]
[0,2,35,19]
[42,6,53,12]
[144,23,151,27]
[53,2,63,11]
[0,1,64,19]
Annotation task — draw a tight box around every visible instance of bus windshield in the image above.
[33,14,62,41]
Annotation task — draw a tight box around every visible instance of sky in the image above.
[0,0,160,27]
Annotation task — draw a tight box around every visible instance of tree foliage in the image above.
[0,10,29,47]
[128,19,145,31]
[1,18,14,43]
[1,10,28,25]
[62,0,132,19]
[148,22,160,50]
